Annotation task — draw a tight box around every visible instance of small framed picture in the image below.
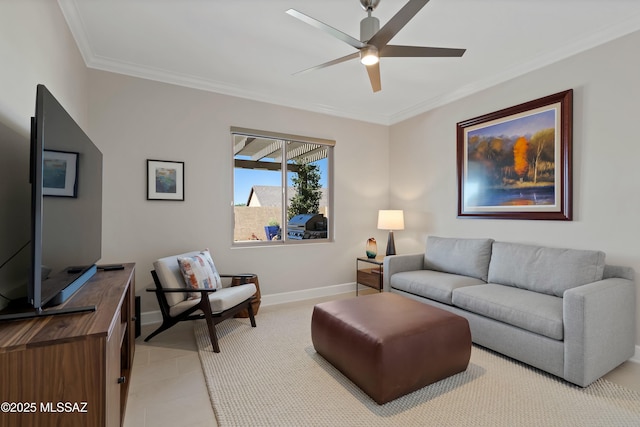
[147,159,185,201]
[43,150,78,197]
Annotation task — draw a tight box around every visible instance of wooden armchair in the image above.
[145,251,257,353]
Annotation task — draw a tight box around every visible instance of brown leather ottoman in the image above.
[311,293,471,404]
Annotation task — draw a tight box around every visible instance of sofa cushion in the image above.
[424,236,494,281]
[390,270,485,305]
[452,284,564,340]
[488,242,606,297]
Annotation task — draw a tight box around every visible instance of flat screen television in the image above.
[0,84,102,320]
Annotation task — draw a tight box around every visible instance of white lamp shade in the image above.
[377,210,404,230]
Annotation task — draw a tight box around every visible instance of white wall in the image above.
[389,30,640,346]
[0,0,89,305]
[0,0,89,132]
[87,70,390,312]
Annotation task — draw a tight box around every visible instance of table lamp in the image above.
[377,210,404,256]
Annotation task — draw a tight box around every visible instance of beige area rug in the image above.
[195,301,640,427]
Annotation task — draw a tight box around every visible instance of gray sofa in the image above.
[383,236,637,387]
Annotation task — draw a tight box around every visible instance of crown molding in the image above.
[90,54,391,125]
[58,0,93,66]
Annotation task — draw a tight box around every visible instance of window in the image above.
[231,127,334,245]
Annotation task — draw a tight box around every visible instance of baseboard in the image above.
[260,282,355,307]
[141,310,162,326]
[632,345,640,364]
[141,282,357,326]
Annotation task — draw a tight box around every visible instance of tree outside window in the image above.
[287,161,321,220]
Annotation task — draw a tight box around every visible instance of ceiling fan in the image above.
[286,0,465,93]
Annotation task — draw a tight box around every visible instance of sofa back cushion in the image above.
[424,236,494,281]
[488,242,606,297]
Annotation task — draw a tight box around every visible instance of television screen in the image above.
[31,84,102,309]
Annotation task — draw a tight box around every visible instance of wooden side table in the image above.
[231,274,261,317]
[356,256,384,296]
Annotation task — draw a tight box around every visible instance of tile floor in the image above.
[123,320,217,427]
[123,293,640,427]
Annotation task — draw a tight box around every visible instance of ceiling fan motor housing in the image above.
[360,15,380,42]
[360,0,381,12]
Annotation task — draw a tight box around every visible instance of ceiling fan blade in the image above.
[368,0,429,48]
[286,9,366,50]
[365,62,381,93]
[381,45,465,57]
[292,52,360,75]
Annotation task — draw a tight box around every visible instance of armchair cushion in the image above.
[154,251,199,307]
[177,250,222,299]
[169,283,257,317]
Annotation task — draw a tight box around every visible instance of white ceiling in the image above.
[58,0,640,125]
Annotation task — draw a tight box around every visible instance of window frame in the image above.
[231,127,335,247]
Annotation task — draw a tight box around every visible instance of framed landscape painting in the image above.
[43,150,78,197]
[456,90,573,220]
[147,159,184,201]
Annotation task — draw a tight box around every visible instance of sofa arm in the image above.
[563,278,636,387]
[383,253,424,292]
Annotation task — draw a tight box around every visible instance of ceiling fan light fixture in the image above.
[360,45,379,65]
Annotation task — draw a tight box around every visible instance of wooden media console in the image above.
[0,263,136,427]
